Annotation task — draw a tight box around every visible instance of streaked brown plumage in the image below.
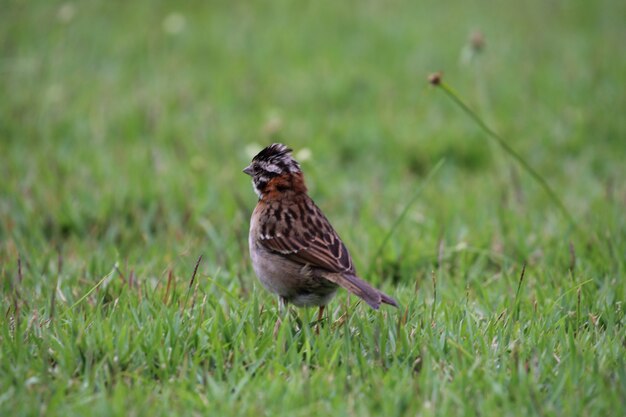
[244,144,398,317]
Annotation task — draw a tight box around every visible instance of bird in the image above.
[243,143,398,325]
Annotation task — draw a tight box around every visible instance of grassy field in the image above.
[2,1,626,416]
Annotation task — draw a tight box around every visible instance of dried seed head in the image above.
[428,72,443,86]
[470,30,485,52]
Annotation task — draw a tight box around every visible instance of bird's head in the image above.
[243,143,303,198]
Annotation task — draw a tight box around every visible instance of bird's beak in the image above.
[243,165,254,176]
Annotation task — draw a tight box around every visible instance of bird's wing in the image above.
[257,195,355,274]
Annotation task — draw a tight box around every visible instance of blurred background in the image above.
[1,0,625,286]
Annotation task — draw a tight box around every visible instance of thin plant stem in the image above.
[367,158,446,276]
[433,78,579,232]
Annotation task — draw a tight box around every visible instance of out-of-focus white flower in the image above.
[57,3,76,23]
[245,143,263,160]
[295,147,312,162]
[163,13,186,35]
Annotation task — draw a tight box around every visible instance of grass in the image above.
[1,0,626,416]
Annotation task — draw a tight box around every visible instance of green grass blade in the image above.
[367,158,445,276]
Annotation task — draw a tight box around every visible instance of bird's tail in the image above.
[325,273,398,310]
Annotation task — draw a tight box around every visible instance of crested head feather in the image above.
[252,143,301,173]
[244,143,304,198]
[253,143,291,162]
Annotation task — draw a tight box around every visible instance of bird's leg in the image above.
[273,296,288,339]
[315,305,325,334]
[317,305,325,323]
[278,296,288,315]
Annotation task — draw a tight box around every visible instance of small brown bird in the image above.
[244,144,397,323]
